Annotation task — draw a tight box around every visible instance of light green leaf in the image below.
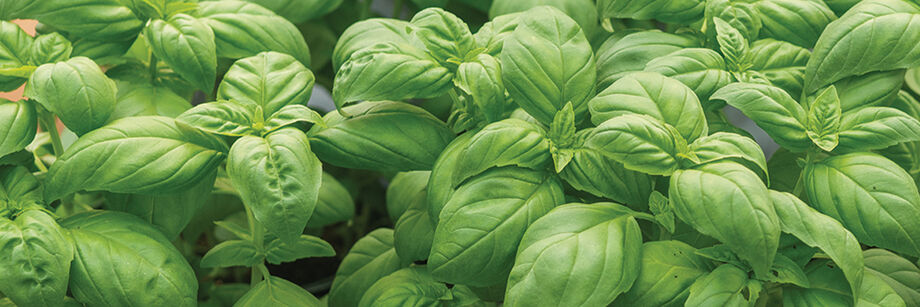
[329,229,410,307]
[0,99,36,159]
[263,104,324,134]
[63,211,197,307]
[685,264,752,306]
[265,234,335,264]
[145,14,217,91]
[505,202,642,307]
[863,249,920,307]
[833,70,904,113]
[669,161,780,278]
[488,0,597,38]
[332,18,413,71]
[228,128,321,243]
[596,0,704,24]
[806,86,842,151]
[307,172,355,228]
[455,54,506,123]
[243,0,342,23]
[754,0,836,48]
[643,48,732,101]
[105,171,217,240]
[712,17,749,71]
[690,132,768,177]
[706,0,762,45]
[589,71,707,142]
[308,101,454,172]
[110,80,192,120]
[176,101,256,137]
[429,167,565,286]
[501,6,595,125]
[711,82,811,151]
[585,114,686,176]
[559,129,654,209]
[218,52,314,117]
[29,0,143,40]
[394,199,435,262]
[43,116,228,202]
[426,132,474,224]
[0,165,42,208]
[595,31,700,89]
[196,1,310,66]
[473,13,520,56]
[804,152,920,256]
[409,8,475,67]
[200,239,262,268]
[235,276,322,307]
[0,21,31,92]
[359,267,451,307]
[26,57,116,135]
[835,107,920,152]
[0,210,73,307]
[29,33,72,65]
[451,119,551,186]
[612,241,713,306]
[748,39,810,98]
[387,171,430,222]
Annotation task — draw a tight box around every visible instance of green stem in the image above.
[359,0,373,20]
[244,205,265,287]
[792,149,817,197]
[149,52,158,82]
[36,105,64,157]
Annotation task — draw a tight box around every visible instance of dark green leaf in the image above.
[0,210,73,307]
[612,241,713,307]
[358,267,451,307]
[329,228,409,307]
[235,276,322,307]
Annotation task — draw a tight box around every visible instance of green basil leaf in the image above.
[63,211,197,306]
[452,119,551,186]
[596,31,700,89]
[358,267,451,307]
[235,276,322,307]
[0,99,36,159]
[409,8,475,67]
[690,132,768,177]
[805,152,920,256]
[589,72,708,142]
[864,249,920,306]
[612,240,713,307]
[686,264,752,306]
[29,0,143,40]
[110,80,192,120]
[488,0,598,38]
[806,85,842,151]
[505,202,642,306]
[804,0,920,93]
[501,6,595,125]
[29,33,72,65]
[71,37,132,66]
[176,101,256,137]
[783,260,852,306]
[833,70,904,113]
[670,160,780,278]
[586,114,686,176]
[196,1,310,66]
[245,0,342,23]
[200,239,262,268]
[748,39,810,98]
[218,51,314,117]
[228,128,321,243]
[835,107,920,153]
[858,269,908,307]
[387,171,430,222]
[473,13,519,56]
[706,0,762,45]
[329,228,409,307]
[263,104,324,134]
[712,17,750,71]
[0,21,32,92]
[333,42,452,108]
[711,82,811,151]
[455,54,507,123]
[394,198,435,262]
[265,234,335,264]
[307,172,355,228]
[426,132,474,224]
[0,210,73,307]
[0,165,42,208]
[308,101,454,172]
[26,57,117,135]
[105,170,216,240]
[766,254,810,288]
[643,48,732,101]
[429,167,565,286]
[145,14,217,91]
[332,19,413,71]
[825,0,861,16]
[770,190,864,300]
[597,0,705,24]
[44,116,228,201]
[560,130,654,209]
[0,0,35,19]
[754,0,836,48]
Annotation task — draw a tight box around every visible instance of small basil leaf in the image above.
[263,104,324,134]
[218,51,314,117]
[0,21,32,91]
[835,107,920,152]
[711,82,811,151]
[332,19,413,71]
[265,234,336,264]
[307,172,355,228]
[358,267,451,307]
[145,14,217,91]
[409,8,475,67]
[643,48,732,101]
[455,54,506,123]
[767,254,811,288]
[0,165,42,208]
[200,239,262,268]
[26,57,117,135]
[0,99,36,159]
[473,13,519,56]
[690,132,769,177]
[685,264,752,306]
[29,33,72,65]
[196,1,311,66]
[706,0,761,45]
[236,276,322,307]
[0,210,73,307]
[712,17,749,72]
[586,114,686,176]
[806,85,842,151]
[452,119,551,186]
[176,101,256,137]
[560,129,654,209]
[329,229,410,307]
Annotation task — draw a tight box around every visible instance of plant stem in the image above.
[359,0,373,20]
[149,52,158,82]
[245,205,266,287]
[36,105,64,157]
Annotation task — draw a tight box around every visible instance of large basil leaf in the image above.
[754,0,836,48]
[176,101,256,137]
[690,132,768,176]
[308,101,454,172]
[473,13,520,56]
[501,6,596,125]
[835,107,920,152]
[28,0,143,40]
[0,210,73,307]
[643,48,732,101]
[669,161,780,278]
[235,276,322,307]
[685,264,752,306]
[26,57,116,135]
[770,190,864,300]
[589,72,707,142]
[612,241,713,307]
[748,39,810,98]
[0,165,42,208]
[429,167,565,286]
[110,80,191,120]
[243,0,342,23]
[488,0,597,38]
[358,267,451,307]
[560,129,653,209]
[505,202,642,306]
[0,99,35,158]
[43,116,228,201]
[597,0,705,24]
[785,260,906,307]
[426,132,474,223]
[332,42,452,108]
[63,211,197,306]
[328,228,409,307]
[196,1,310,66]
[307,172,355,228]
[145,14,217,91]
[585,114,686,176]
[228,128,321,243]
[409,8,475,67]
[0,21,32,92]
[452,119,550,186]
[834,70,904,113]
[218,52,314,117]
[804,152,920,256]
[332,19,413,71]
[864,249,920,306]
[804,0,920,93]
[106,171,217,240]
[394,197,435,262]
[596,31,700,89]
[711,82,811,151]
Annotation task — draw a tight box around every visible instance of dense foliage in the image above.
[4,0,920,306]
